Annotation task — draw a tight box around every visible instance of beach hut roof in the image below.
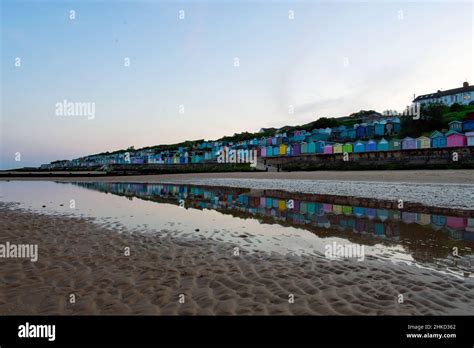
[465,132,474,136]
[367,139,376,144]
[446,130,461,136]
[402,137,415,141]
[378,138,388,143]
[430,130,444,138]
[448,120,462,125]
[417,135,430,140]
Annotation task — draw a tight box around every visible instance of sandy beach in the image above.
[2,169,474,184]
[1,202,473,315]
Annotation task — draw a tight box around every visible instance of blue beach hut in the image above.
[354,141,365,153]
[365,139,377,152]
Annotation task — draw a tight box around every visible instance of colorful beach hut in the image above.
[466,132,474,146]
[260,147,267,157]
[430,131,447,148]
[389,139,401,151]
[315,141,325,153]
[308,141,316,153]
[463,120,474,131]
[446,130,467,147]
[292,143,301,156]
[448,121,463,132]
[356,125,366,139]
[342,143,353,153]
[366,125,375,139]
[279,144,287,156]
[333,143,343,154]
[375,122,386,137]
[365,139,377,152]
[323,144,333,154]
[266,146,273,157]
[273,146,280,156]
[377,138,389,151]
[401,137,416,150]
[347,129,356,140]
[301,142,308,154]
[416,136,431,149]
[353,141,365,153]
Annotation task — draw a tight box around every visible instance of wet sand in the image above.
[1,204,473,315]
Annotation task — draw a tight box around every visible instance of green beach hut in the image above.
[342,143,353,153]
[389,139,401,151]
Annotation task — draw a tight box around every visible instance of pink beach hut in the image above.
[260,147,267,157]
[446,130,467,147]
[323,144,333,154]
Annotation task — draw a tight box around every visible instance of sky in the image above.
[1,0,473,169]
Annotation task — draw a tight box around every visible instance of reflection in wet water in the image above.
[1,180,473,279]
[70,182,474,278]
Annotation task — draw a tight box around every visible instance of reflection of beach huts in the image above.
[365,208,377,220]
[377,138,389,151]
[353,206,365,217]
[333,143,343,153]
[447,216,467,229]
[374,222,385,236]
[402,211,417,224]
[416,213,431,225]
[377,209,389,221]
[416,136,431,149]
[342,205,352,215]
[446,130,467,147]
[431,215,447,227]
[332,205,343,214]
[401,137,417,150]
[430,131,447,148]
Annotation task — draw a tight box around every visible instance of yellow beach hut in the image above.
[333,143,343,154]
[279,144,287,156]
[416,136,431,149]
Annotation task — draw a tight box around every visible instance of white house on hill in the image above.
[413,82,474,106]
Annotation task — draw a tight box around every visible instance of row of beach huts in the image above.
[41,118,474,168]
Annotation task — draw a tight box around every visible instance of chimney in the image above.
[463,81,469,88]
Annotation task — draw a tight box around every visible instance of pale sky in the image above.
[1,0,473,168]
